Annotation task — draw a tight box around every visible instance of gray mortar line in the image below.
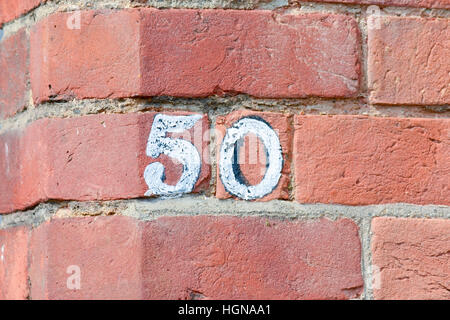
[0,203,56,229]
[357,5,369,101]
[119,197,450,219]
[295,1,450,17]
[1,197,449,229]
[349,214,369,300]
[0,97,449,134]
[359,217,373,300]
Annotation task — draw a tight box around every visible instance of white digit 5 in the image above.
[144,114,202,197]
[219,117,283,200]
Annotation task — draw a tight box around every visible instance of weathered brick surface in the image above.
[372,217,450,300]
[0,226,30,300]
[26,216,362,299]
[0,29,29,119]
[368,16,450,105]
[0,133,21,214]
[140,10,360,98]
[30,10,141,104]
[303,0,450,9]
[0,112,210,214]
[0,123,47,213]
[294,115,450,205]
[142,216,363,299]
[215,110,292,201]
[0,0,46,26]
[30,9,360,103]
[29,216,143,299]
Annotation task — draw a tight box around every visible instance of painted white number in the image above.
[219,117,283,200]
[144,114,202,197]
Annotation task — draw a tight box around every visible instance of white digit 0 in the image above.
[219,117,283,200]
[144,114,202,197]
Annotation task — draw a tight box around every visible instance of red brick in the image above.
[0,0,46,26]
[142,216,363,299]
[372,217,450,300]
[30,10,141,104]
[215,110,292,201]
[302,0,449,9]
[0,133,20,213]
[0,112,210,214]
[0,29,29,119]
[0,123,48,213]
[27,215,362,299]
[294,115,450,205]
[0,226,30,300]
[368,16,450,105]
[29,216,142,299]
[30,9,360,103]
[140,10,360,98]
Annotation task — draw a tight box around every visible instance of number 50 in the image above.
[144,114,283,200]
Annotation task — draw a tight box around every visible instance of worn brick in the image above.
[142,216,363,299]
[30,9,360,103]
[368,16,450,105]
[0,226,30,300]
[0,123,47,213]
[372,217,450,300]
[29,216,142,299]
[30,10,141,104]
[0,0,46,26]
[294,115,450,205]
[0,29,29,119]
[27,215,362,299]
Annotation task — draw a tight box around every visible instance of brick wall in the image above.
[0,0,449,300]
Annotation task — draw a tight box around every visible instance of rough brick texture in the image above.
[0,112,210,214]
[142,216,363,299]
[368,16,450,105]
[30,216,142,299]
[29,216,363,299]
[303,0,450,9]
[372,217,450,300]
[0,29,29,119]
[0,226,29,300]
[0,123,45,214]
[215,110,292,201]
[30,9,360,103]
[0,0,46,26]
[30,10,141,103]
[294,115,450,205]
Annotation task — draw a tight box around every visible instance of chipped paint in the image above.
[219,117,283,200]
[144,114,202,197]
